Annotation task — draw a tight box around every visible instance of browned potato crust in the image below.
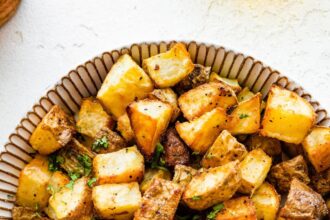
[311,168,330,195]
[12,206,50,220]
[245,134,281,157]
[117,113,135,143]
[93,127,127,153]
[216,196,257,220]
[140,168,171,194]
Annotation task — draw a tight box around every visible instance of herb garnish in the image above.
[239,113,249,119]
[47,185,55,195]
[77,154,92,176]
[48,154,64,172]
[87,177,97,188]
[150,143,168,171]
[207,203,224,219]
[92,136,109,152]
[66,172,81,190]
[192,195,201,200]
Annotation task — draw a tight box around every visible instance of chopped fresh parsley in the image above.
[239,113,249,119]
[87,177,97,188]
[192,195,201,200]
[92,136,109,152]
[150,143,168,171]
[191,151,200,156]
[77,154,92,176]
[32,203,42,218]
[66,172,81,190]
[48,154,64,172]
[207,203,224,219]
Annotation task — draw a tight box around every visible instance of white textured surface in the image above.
[0,0,330,149]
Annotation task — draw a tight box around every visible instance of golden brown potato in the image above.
[140,168,172,194]
[47,171,70,194]
[172,165,197,188]
[97,54,154,118]
[245,134,281,157]
[268,155,310,193]
[128,99,173,158]
[226,93,261,135]
[183,161,241,210]
[260,85,316,144]
[251,182,280,220]
[239,149,272,194]
[134,178,183,220]
[76,98,114,138]
[45,177,92,220]
[142,43,194,88]
[302,126,330,172]
[93,182,142,220]
[210,72,242,93]
[93,127,127,153]
[117,113,135,143]
[215,196,257,220]
[178,82,237,121]
[16,155,52,209]
[175,107,227,153]
[311,168,330,195]
[201,130,247,168]
[93,146,144,184]
[279,178,328,219]
[12,206,50,220]
[148,88,180,122]
[29,105,75,155]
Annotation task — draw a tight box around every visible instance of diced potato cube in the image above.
[245,134,282,157]
[46,177,92,220]
[148,88,180,122]
[201,130,247,168]
[12,206,49,220]
[140,168,171,194]
[29,105,75,155]
[239,149,272,194]
[93,146,144,184]
[178,82,237,121]
[47,171,70,194]
[251,182,280,220]
[226,93,261,135]
[175,107,227,153]
[215,196,257,220]
[76,98,114,138]
[16,155,52,209]
[172,165,197,188]
[117,113,135,143]
[183,161,241,210]
[97,54,154,118]
[210,72,242,93]
[93,182,141,220]
[134,178,183,220]
[93,127,127,153]
[128,99,172,158]
[142,43,194,88]
[302,126,330,172]
[260,85,316,144]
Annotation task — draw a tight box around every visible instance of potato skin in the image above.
[311,168,330,195]
[16,155,52,209]
[201,130,247,168]
[260,85,316,144]
[183,160,241,210]
[29,105,75,155]
[268,155,310,193]
[216,196,257,220]
[302,126,330,172]
[93,127,127,153]
[12,206,50,220]
[245,134,281,157]
[172,165,197,188]
[134,178,183,220]
[140,168,171,194]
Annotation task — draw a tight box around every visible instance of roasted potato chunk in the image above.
[93,182,142,220]
[279,178,328,219]
[178,82,237,121]
[245,134,281,157]
[268,155,310,193]
[172,165,197,188]
[163,128,190,167]
[311,168,330,195]
[302,126,330,172]
[239,149,272,194]
[148,88,180,122]
[175,64,211,94]
[260,85,316,144]
[226,93,261,135]
[29,105,75,155]
[183,161,241,210]
[215,196,257,220]
[251,182,280,220]
[210,72,242,93]
[46,177,92,220]
[142,43,194,88]
[117,113,135,143]
[201,130,247,168]
[76,98,114,138]
[12,206,50,220]
[93,127,127,153]
[128,99,173,158]
[16,155,52,209]
[140,168,171,194]
[97,54,153,118]
[134,178,183,220]
[176,107,227,153]
[47,171,70,194]
[93,146,144,184]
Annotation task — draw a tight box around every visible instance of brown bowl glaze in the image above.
[0,41,329,218]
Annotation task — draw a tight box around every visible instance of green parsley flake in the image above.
[92,136,109,152]
[87,177,97,188]
[207,203,224,219]
[192,195,201,200]
[77,154,92,176]
[239,113,249,119]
